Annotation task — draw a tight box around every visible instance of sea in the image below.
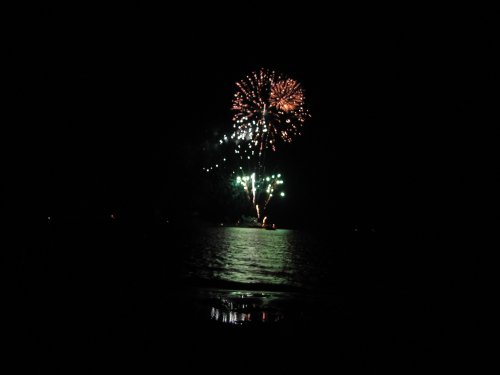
[6,222,459,371]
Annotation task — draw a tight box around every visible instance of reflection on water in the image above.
[186,227,315,288]
[181,227,339,325]
[208,291,284,325]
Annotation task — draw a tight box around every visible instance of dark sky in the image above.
[5,5,494,229]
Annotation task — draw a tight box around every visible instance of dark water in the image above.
[7,223,451,370]
[180,227,344,325]
[184,227,339,290]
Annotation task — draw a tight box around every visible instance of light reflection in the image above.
[209,293,284,325]
[189,227,296,286]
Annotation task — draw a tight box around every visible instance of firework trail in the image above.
[235,173,284,220]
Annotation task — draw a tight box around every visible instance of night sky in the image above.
[5,5,493,231]
[2,7,492,368]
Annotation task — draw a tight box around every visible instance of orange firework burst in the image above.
[231,69,309,153]
[270,79,304,112]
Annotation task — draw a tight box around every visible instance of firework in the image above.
[235,172,284,220]
[270,78,304,112]
[203,69,309,224]
[205,69,309,170]
[232,69,309,153]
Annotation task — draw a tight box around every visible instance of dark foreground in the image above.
[4,222,475,372]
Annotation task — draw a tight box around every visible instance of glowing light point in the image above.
[280,192,285,197]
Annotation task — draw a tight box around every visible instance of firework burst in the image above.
[232,69,309,152]
[270,78,304,112]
